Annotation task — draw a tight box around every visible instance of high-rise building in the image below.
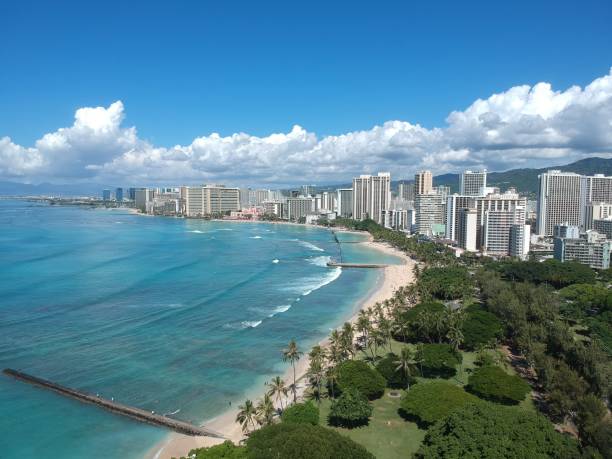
[458,208,477,251]
[415,192,446,237]
[554,230,611,269]
[134,188,154,212]
[475,189,526,249]
[263,200,285,217]
[239,188,251,208]
[128,187,137,200]
[320,192,336,212]
[445,195,476,241]
[509,224,531,260]
[352,173,391,224]
[585,202,612,229]
[593,218,612,239]
[398,182,414,202]
[180,185,240,216]
[536,171,583,235]
[554,223,580,239]
[460,170,487,196]
[102,189,111,200]
[337,188,353,218]
[300,185,315,197]
[483,206,526,256]
[382,209,409,231]
[286,197,315,221]
[115,187,123,202]
[414,171,433,195]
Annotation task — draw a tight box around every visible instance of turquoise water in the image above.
[0,200,401,459]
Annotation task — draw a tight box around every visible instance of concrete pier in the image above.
[3,368,225,438]
[327,262,388,268]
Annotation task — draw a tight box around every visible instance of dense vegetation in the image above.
[186,220,611,459]
[281,401,320,425]
[247,423,375,459]
[415,403,582,459]
[461,304,503,350]
[400,381,478,426]
[375,353,416,388]
[335,360,386,400]
[418,343,462,378]
[466,365,531,405]
[329,388,373,428]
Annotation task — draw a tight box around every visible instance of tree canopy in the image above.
[461,304,503,350]
[415,403,582,459]
[418,266,473,300]
[400,381,479,426]
[246,423,375,459]
[467,365,531,405]
[335,360,386,400]
[328,388,373,428]
[281,401,319,425]
[418,343,462,378]
[375,353,416,388]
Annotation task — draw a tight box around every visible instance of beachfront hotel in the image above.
[352,172,391,224]
[180,185,240,217]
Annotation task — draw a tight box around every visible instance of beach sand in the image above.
[146,234,415,459]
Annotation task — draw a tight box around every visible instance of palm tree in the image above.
[266,376,288,410]
[308,345,326,404]
[236,399,257,433]
[378,316,394,352]
[356,312,371,354]
[256,394,276,426]
[395,347,417,390]
[282,339,303,403]
[341,322,355,359]
[326,365,338,399]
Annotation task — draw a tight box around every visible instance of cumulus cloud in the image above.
[2,68,612,186]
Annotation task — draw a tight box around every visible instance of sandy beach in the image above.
[147,233,415,459]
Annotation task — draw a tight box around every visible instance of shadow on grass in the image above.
[397,408,430,430]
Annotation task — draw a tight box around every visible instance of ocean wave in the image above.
[308,255,331,267]
[298,240,324,252]
[272,259,279,264]
[187,230,205,234]
[284,267,341,296]
[268,304,291,317]
[223,320,263,330]
[249,235,262,239]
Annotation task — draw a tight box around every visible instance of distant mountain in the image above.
[412,157,612,196]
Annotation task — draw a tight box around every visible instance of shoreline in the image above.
[147,235,415,459]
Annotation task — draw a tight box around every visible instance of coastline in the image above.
[147,235,415,459]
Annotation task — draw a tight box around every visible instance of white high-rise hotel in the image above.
[537,171,612,235]
[352,172,391,224]
[460,170,487,196]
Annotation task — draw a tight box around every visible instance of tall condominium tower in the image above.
[398,182,415,201]
[414,171,433,195]
[337,188,353,218]
[475,189,526,249]
[536,171,583,236]
[180,185,240,216]
[414,192,446,237]
[460,170,487,196]
[352,172,391,224]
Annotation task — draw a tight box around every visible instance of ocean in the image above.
[0,199,401,459]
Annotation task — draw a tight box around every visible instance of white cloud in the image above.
[2,69,612,186]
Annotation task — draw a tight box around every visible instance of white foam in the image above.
[284,267,341,296]
[187,230,205,234]
[241,320,262,328]
[272,259,280,264]
[249,235,263,239]
[268,305,291,317]
[309,255,331,267]
[298,240,324,252]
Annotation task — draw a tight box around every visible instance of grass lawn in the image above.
[318,390,426,459]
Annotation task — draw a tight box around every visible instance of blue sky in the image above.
[0,0,611,186]
[2,0,611,146]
